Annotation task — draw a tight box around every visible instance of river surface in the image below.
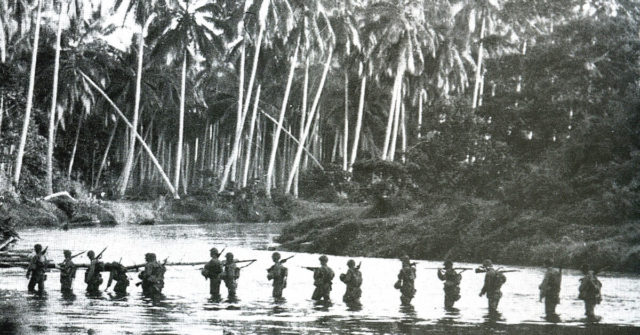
[1,223,639,334]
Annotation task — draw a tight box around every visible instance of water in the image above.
[1,223,639,334]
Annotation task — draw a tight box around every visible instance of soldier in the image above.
[538,258,562,319]
[578,264,602,320]
[85,250,104,293]
[394,255,416,305]
[267,252,288,299]
[437,260,462,309]
[59,250,76,293]
[310,255,334,302]
[105,262,130,295]
[201,247,224,300]
[339,259,362,306]
[222,252,240,300]
[138,253,166,296]
[26,244,48,294]
[479,259,506,314]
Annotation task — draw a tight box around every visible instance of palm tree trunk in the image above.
[343,71,349,171]
[400,102,406,163]
[381,50,405,160]
[0,11,7,140]
[118,27,146,197]
[349,75,366,172]
[13,0,42,185]
[67,116,82,179]
[284,46,333,194]
[294,58,310,198]
[94,121,118,188]
[265,37,300,198]
[471,8,486,110]
[389,84,401,161]
[45,1,64,195]
[79,70,178,198]
[417,91,423,139]
[242,85,261,188]
[174,50,187,193]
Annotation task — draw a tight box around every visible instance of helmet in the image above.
[544,258,553,267]
[226,252,234,260]
[145,253,156,262]
[444,260,453,268]
[319,255,328,263]
[347,259,356,268]
[210,248,219,256]
[87,250,95,258]
[34,244,42,252]
[580,264,590,273]
[63,250,72,257]
[272,252,281,261]
[482,259,492,268]
[400,255,410,264]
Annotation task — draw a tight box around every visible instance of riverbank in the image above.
[276,198,640,273]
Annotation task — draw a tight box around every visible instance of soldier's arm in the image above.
[479,274,489,296]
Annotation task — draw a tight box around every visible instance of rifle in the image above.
[238,259,256,269]
[222,259,256,265]
[356,261,362,270]
[426,267,472,270]
[475,267,519,274]
[303,266,319,271]
[71,251,86,259]
[595,266,609,274]
[95,247,108,260]
[40,246,49,255]
[280,255,295,264]
[217,247,226,258]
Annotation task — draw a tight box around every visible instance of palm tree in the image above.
[13,0,43,186]
[149,0,220,195]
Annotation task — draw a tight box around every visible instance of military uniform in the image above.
[139,253,165,296]
[85,251,104,293]
[202,248,223,299]
[267,252,288,299]
[27,245,48,294]
[479,260,506,314]
[578,265,602,319]
[539,262,561,318]
[222,253,240,300]
[312,255,334,302]
[59,250,76,293]
[395,256,416,305]
[339,260,362,305]
[437,261,461,309]
[106,262,130,295]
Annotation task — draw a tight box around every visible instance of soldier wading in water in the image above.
[538,258,562,320]
[59,250,76,293]
[105,262,130,295]
[85,250,104,294]
[478,259,506,314]
[339,259,362,306]
[309,255,334,303]
[222,252,240,300]
[578,264,603,321]
[138,253,166,296]
[437,260,462,310]
[26,244,48,294]
[267,252,288,299]
[202,247,224,300]
[395,255,416,305]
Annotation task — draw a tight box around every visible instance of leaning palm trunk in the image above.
[343,71,349,171]
[381,50,406,160]
[265,37,300,198]
[67,117,82,179]
[293,58,310,198]
[348,75,366,172]
[388,83,402,161]
[94,121,118,188]
[241,85,261,188]
[46,1,64,195]
[174,50,187,193]
[117,28,146,197]
[284,46,333,194]
[13,0,42,185]
[471,9,486,110]
[79,70,178,198]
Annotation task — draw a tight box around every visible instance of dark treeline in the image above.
[0,0,638,246]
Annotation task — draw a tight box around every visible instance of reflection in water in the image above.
[0,223,639,334]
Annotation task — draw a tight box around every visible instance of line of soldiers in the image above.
[24,244,604,320]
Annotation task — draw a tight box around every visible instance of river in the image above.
[1,223,639,334]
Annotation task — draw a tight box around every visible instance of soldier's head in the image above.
[63,250,72,259]
[544,258,553,268]
[482,259,493,268]
[347,259,356,268]
[145,253,156,262]
[210,248,219,258]
[444,260,453,269]
[319,255,328,264]
[581,264,590,274]
[400,255,410,265]
[226,252,234,261]
[34,244,42,253]
[87,250,95,259]
[272,252,281,262]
